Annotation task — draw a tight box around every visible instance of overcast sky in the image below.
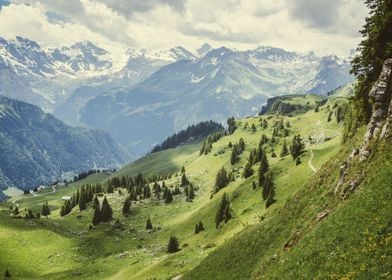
[0,0,368,60]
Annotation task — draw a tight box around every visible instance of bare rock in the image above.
[316,211,329,221]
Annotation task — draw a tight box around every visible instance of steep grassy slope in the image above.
[0,96,352,279]
[185,129,392,279]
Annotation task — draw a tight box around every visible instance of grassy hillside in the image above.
[0,95,381,280]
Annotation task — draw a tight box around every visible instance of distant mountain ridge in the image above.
[0,36,354,159]
[0,95,129,195]
[80,45,354,158]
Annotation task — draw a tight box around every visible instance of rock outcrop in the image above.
[360,58,392,160]
[335,59,392,197]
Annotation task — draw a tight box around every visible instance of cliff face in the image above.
[336,59,392,197]
[360,58,392,159]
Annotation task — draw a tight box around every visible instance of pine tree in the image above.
[181,174,190,186]
[4,268,11,279]
[262,172,276,208]
[13,206,19,215]
[243,162,254,178]
[215,193,232,228]
[41,202,50,217]
[280,139,289,157]
[290,134,305,161]
[167,236,180,253]
[165,189,173,204]
[122,197,131,215]
[185,185,195,201]
[100,197,113,222]
[181,166,186,174]
[258,154,269,187]
[195,221,205,234]
[230,144,240,165]
[251,123,257,133]
[238,138,245,151]
[215,167,229,193]
[78,190,87,211]
[92,196,100,210]
[146,217,153,230]
[60,205,66,217]
[92,207,101,225]
[227,117,237,134]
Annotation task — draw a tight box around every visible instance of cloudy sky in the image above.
[0,0,368,60]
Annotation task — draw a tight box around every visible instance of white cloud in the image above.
[0,0,368,57]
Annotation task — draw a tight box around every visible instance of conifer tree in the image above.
[122,197,131,215]
[215,193,232,228]
[195,221,205,234]
[258,154,269,187]
[280,138,289,157]
[92,196,100,210]
[146,217,153,230]
[214,167,229,193]
[263,172,276,208]
[100,197,113,222]
[41,202,50,217]
[165,189,173,204]
[167,236,180,253]
[92,207,101,225]
[181,174,190,186]
[78,190,87,211]
[4,268,11,279]
[290,134,305,161]
[185,185,195,201]
[13,206,19,215]
[60,205,66,217]
[230,144,240,165]
[181,166,186,174]
[243,162,254,178]
[251,123,257,133]
[238,138,245,151]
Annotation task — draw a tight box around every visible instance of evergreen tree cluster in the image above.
[41,202,50,217]
[151,120,224,153]
[255,148,276,207]
[200,132,225,155]
[259,117,268,129]
[230,138,245,165]
[215,193,232,228]
[272,118,290,137]
[227,117,237,134]
[214,167,229,193]
[92,196,113,225]
[290,134,305,162]
[73,169,101,182]
[280,138,289,157]
[60,183,104,217]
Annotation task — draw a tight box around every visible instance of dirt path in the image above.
[308,149,317,173]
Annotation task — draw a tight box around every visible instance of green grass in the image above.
[1,95,382,280]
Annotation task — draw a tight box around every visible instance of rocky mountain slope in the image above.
[80,46,353,157]
[0,95,129,195]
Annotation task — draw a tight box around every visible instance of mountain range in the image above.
[0,95,128,197]
[0,36,354,158]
